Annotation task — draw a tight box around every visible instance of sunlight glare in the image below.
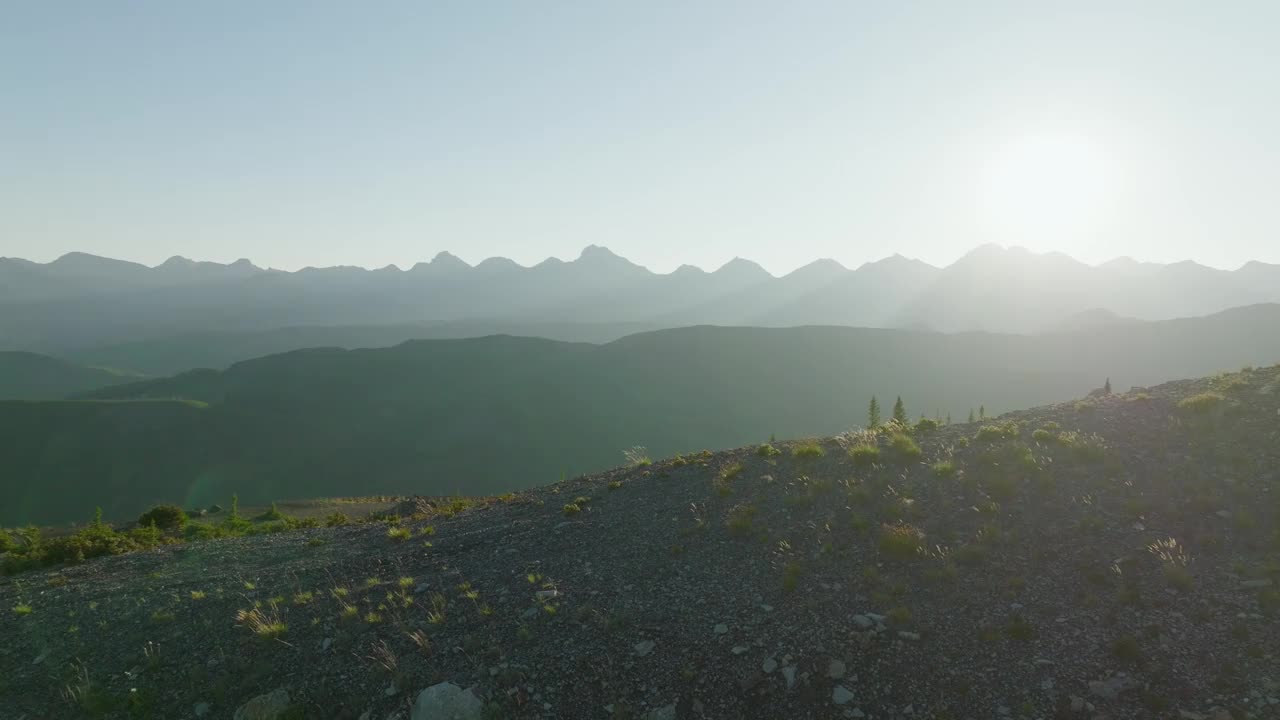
[980,133,1113,248]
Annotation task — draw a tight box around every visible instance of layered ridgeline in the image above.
[4,304,1279,526]
[1,366,1277,718]
[4,245,1279,367]
[0,351,142,400]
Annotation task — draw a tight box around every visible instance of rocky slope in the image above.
[2,366,1278,719]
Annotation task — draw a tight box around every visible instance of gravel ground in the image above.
[2,366,1278,720]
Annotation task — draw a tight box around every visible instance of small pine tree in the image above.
[230,494,240,520]
[892,396,907,425]
[945,412,952,426]
[968,409,975,423]
[1103,377,1112,394]
[868,396,881,428]
[93,507,103,527]
[979,405,986,420]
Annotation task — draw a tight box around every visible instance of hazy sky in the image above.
[3,1,1278,274]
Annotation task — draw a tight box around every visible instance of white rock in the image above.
[411,682,483,720]
[713,623,729,635]
[832,686,855,705]
[762,658,778,673]
[731,646,748,655]
[852,615,873,629]
[634,640,655,657]
[644,704,676,720]
[233,688,291,720]
[781,666,797,689]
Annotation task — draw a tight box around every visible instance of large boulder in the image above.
[411,682,483,720]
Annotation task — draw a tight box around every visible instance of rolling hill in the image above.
[0,351,143,400]
[4,305,1279,526]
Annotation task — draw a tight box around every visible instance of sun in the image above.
[979,132,1113,249]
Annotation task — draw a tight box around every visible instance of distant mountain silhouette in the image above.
[2,245,1278,363]
[5,303,1279,525]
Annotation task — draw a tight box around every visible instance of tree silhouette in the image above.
[893,396,907,425]
[868,396,881,428]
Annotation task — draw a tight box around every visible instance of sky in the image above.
[3,1,1279,274]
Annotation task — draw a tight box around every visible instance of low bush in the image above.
[1178,392,1224,415]
[849,444,880,467]
[913,417,939,433]
[137,504,188,530]
[793,442,825,459]
[975,422,1019,443]
[879,523,924,560]
[889,433,922,462]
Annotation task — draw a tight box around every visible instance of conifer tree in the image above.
[868,396,881,428]
[1104,377,1112,394]
[893,396,907,425]
[946,412,952,426]
[968,409,975,423]
[979,405,986,420]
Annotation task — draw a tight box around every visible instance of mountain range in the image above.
[6,303,1279,525]
[4,245,1278,370]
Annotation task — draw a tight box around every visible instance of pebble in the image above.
[731,646,748,655]
[828,659,846,679]
[762,658,778,673]
[832,686,855,705]
[852,615,874,629]
[897,631,920,641]
[713,623,729,635]
[782,666,798,689]
[634,640,655,657]
[194,703,211,718]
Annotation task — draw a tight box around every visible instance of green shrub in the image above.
[931,460,957,478]
[726,504,757,536]
[1178,392,1224,415]
[889,433,922,461]
[914,417,939,433]
[0,529,14,555]
[1031,428,1054,443]
[562,503,582,516]
[387,527,412,542]
[323,511,351,527]
[184,522,223,541]
[137,504,188,530]
[849,444,880,467]
[975,422,1019,442]
[756,443,782,458]
[793,443,825,459]
[1006,616,1036,641]
[1112,635,1142,663]
[257,502,286,522]
[879,523,924,560]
